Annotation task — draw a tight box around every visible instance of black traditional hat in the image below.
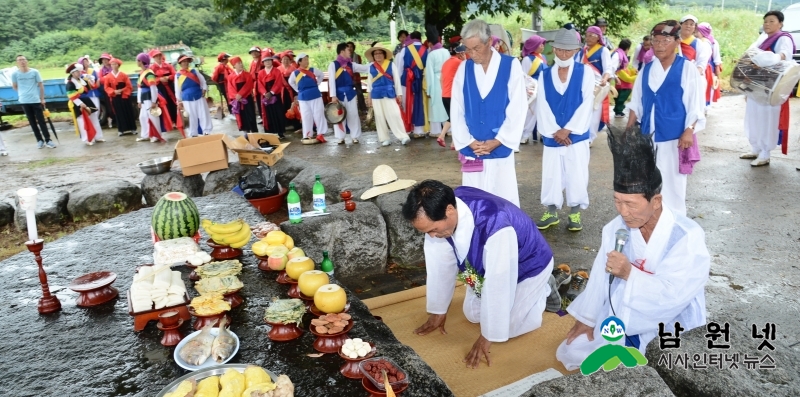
[426,24,440,44]
[607,125,662,195]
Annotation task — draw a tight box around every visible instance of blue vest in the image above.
[370,62,396,99]
[86,70,101,98]
[178,70,203,101]
[294,69,322,101]
[333,61,356,101]
[447,186,553,283]
[459,55,514,159]
[641,56,687,142]
[541,63,591,147]
[584,46,604,75]
[527,55,547,80]
[401,43,427,85]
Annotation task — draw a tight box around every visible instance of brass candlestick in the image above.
[26,240,62,314]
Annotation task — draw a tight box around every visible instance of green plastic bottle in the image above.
[320,250,334,276]
[312,174,326,212]
[287,182,302,224]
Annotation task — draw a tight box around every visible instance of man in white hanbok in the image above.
[626,20,706,217]
[403,180,555,368]
[425,25,451,138]
[534,28,595,232]
[556,125,709,371]
[451,19,527,207]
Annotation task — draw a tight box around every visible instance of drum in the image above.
[731,48,800,106]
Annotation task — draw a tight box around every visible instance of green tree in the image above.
[97,26,151,59]
[152,7,220,46]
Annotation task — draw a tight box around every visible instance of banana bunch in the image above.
[202,219,252,248]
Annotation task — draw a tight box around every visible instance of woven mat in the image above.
[364,285,576,397]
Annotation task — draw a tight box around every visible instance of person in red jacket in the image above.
[227,56,259,134]
[278,50,300,131]
[103,58,137,136]
[149,50,178,128]
[211,53,233,117]
[257,55,288,138]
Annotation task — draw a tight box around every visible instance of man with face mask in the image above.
[533,28,596,232]
[555,124,709,371]
[402,179,556,369]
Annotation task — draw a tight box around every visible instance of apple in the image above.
[286,256,315,280]
[298,270,330,297]
[265,244,289,257]
[268,254,289,271]
[286,247,306,260]
[314,284,347,313]
[265,230,287,246]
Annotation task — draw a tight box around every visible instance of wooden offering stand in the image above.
[68,271,119,307]
[223,287,244,309]
[361,377,408,397]
[310,303,350,317]
[206,239,242,260]
[183,262,200,281]
[254,254,271,272]
[338,342,377,379]
[298,291,314,308]
[26,240,61,314]
[156,311,184,347]
[188,307,232,331]
[275,271,290,284]
[309,320,354,353]
[127,290,191,331]
[341,190,356,212]
[286,278,301,299]
[265,320,304,342]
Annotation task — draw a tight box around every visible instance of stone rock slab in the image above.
[141,170,204,206]
[646,321,800,397]
[0,191,451,397]
[0,201,13,227]
[339,175,373,203]
[522,365,674,397]
[14,189,70,231]
[290,165,349,211]
[374,190,424,266]
[67,180,143,221]
[203,162,257,196]
[272,156,311,189]
[280,201,388,281]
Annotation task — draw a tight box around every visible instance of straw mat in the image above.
[364,285,577,397]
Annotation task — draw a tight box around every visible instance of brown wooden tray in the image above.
[127,289,191,332]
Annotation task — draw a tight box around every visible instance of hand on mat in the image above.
[414,314,447,336]
[565,320,594,345]
[464,335,492,368]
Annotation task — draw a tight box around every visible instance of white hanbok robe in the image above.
[426,47,451,130]
[632,43,646,71]
[535,61,595,209]
[327,60,370,140]
[70,76,105,143]
[174,69,213,137]
[451,49,527,207]
[679,37,712,110]
[424,197,554,342]
[289,68,327,139]
[742,34,794,159]
[626,58,706,217]
[519,56,543,141]
[556,208,710,370]
[584,46,613,142]
[366,61,409,142]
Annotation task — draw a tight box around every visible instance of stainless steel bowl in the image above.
[156,364,278,396]
[137,156,173,175]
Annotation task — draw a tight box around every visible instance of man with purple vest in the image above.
[328,42,369,144]
[451,19,527,207]
[403,180,557,368]
[626,20,705,217]
[534,28,596,232]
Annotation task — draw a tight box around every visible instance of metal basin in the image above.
[137,156,173,175]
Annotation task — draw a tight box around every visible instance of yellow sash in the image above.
[527,56,543,76]
[295,71,304,85]
[408,45,425,70]
[585,44,602,60]
[371,60,392,83]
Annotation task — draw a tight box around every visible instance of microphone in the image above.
[610,228,629,284]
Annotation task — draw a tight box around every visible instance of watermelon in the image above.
[152,192,200,240]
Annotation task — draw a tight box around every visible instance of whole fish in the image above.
[211,317,236,362]
[179,322,215,366]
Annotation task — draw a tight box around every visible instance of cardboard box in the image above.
[230,133,290,166]
[173,134,234,176]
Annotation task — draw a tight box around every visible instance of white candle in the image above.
[26,209,37,242]
[17,187,39,243]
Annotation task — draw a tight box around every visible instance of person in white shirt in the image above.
[580,26,613,144]
[678,15,712,112]
[450,19,527,207]
[328,43,370,144]
[626,20,706,217]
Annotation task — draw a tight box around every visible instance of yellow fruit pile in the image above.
[202,219,252,248]
[251,231,294,257]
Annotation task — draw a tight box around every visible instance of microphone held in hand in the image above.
[610,228,629,284]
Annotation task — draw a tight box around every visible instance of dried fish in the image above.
[179,323,215,366]
[211,317,236,363]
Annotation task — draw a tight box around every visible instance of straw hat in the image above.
[360,165,416,200]
[364,44,393,62]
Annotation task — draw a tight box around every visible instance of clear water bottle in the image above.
[312,174,326,212]
[287,182,302,224]
[320,250,334,276]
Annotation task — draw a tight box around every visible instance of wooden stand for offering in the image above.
[265,320,304,342]
[68,271,119,307]
[361,377,408,397]
[298,292,314,308]
[276,271,290,284]
[127,291,191,331]
[310,320,354,353]
[223,288,244,309]
[157,319,184,347]
[184,262,200,281]
[26,240,62,314]
[206,239,242,260]
[286,278,301,299]
[309,303,350,317]
[189,307,231,330]
[254,254,271,272]
[338,342,377,379]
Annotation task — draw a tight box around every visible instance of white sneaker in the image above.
[352,138,359,144]
[336,139,345,145]
[401,137,411,145]
[136,137,148,142]
[95,139,105,143]
[739,152,758,160]
[514,148,520,153]
[86,141,94,146]
[750,157,770,167]
[0,150,8,156]
[520,138,529,144]
[150,137,159,143]
[381,140,391,146]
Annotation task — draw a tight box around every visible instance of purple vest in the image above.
[447,186,553,283]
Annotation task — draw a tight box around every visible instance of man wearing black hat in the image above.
[595,18,615,51]
[555,125,709,371]
[625,20,705,217]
